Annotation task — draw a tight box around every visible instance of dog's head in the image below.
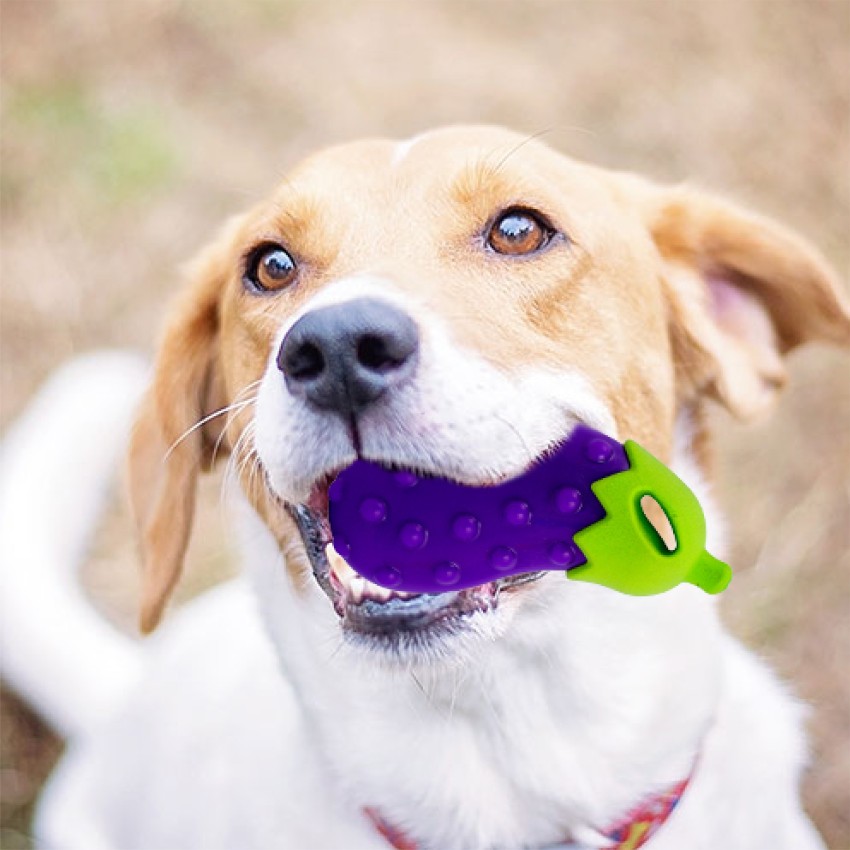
[128,126,849,660]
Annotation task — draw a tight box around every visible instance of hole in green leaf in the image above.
[640,495,677,552]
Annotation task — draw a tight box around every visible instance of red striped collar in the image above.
[364,770,692,850]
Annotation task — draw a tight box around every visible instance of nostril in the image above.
[286,341,325,381]
[357,334,404,373]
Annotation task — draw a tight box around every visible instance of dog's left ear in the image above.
[128,225,237,634]
[643,185,850,418]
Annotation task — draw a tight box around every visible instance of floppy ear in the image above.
[128,234,233,633]
[645,186,850,419]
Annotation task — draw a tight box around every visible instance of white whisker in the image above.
[211,380,263,465]
[165,396,257,461]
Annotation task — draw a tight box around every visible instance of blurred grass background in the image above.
[1,1,848,847]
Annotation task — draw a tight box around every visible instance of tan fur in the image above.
[128,225,234,632]
[128,126,850,631]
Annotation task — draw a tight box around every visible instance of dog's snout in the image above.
[277,298,419,416]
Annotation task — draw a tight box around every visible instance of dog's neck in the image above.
[240,416,726,848]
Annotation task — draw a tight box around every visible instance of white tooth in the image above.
[348,576,366,604]
[363,579,392,602]
[325,543,410,603]
[326,543,359,586]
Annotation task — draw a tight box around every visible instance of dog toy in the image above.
[327,425,731,596]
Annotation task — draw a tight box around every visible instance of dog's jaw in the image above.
[237,418,726,848]
[280,452,549,662]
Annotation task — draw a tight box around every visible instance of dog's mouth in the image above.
[288,470,544,643]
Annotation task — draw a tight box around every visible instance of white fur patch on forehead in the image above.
[391,132,432,167]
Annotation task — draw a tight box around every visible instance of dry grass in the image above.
[1,1,848,847]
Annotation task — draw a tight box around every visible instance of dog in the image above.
[2,125,848,849]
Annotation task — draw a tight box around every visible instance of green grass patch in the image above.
[5,82,179,207]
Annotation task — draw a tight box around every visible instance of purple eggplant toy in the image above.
[327,425,731,596]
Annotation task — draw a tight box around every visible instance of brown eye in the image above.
[244,244,297,293]
[487,209,553,256]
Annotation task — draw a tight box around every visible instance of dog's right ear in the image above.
[128,224,238,634]
[639,184,850,419]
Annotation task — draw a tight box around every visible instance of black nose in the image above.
[277,298,420,417]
